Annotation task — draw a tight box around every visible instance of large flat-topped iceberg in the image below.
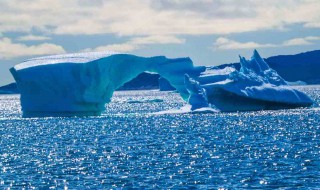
[11,52,205,117]
[185,50,313,111]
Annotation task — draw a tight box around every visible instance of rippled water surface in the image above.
[1,86,320,189]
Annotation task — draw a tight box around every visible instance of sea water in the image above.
[0,86,320,189]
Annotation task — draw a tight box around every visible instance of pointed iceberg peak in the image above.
[252,49,264,65]
[252,49,260,58]
[252,49,264,64]
[251,49,269,72]
[239,55,250,74]
[239,49,270,74]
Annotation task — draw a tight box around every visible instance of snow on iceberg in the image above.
[11,51,205,117]
[186,50,313,112]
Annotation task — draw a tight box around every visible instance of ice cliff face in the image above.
[185,50,313,111]
[11,52,205,117]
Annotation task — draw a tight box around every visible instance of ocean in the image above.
[0,86,320,189]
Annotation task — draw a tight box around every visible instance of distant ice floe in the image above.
[154,104,217,115]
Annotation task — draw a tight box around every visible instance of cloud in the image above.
[282,38,312,46]
[83,35,185,52]
[130,35,185,45]
[0,38,66,59]
[214,36,320,50]
[17,35,51,41]
[283,36,320,46]
[304,22,320,28]
[152,0,256,18]
[214,37,275,50]
[0,0,319,36]
[83,43,137,52]
[305,36,320,41]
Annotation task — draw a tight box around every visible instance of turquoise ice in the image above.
[10,50,313,117]
[10,52,204,117]
[185,50,313,111]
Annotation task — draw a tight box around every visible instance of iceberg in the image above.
[184,74,209,110]
[10,51,205,117]
[10,50,313,117]
[185,50,313,112]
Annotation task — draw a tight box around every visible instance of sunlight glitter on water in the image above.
[0,86,320,189]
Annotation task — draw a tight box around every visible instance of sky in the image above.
[0,0,320,86]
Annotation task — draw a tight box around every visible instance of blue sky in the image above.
[0,0,320,86]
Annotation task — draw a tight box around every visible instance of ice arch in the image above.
[10,52,205,117]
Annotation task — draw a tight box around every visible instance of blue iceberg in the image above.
[10,52,204,117]
[10,50,313,117]
[185,50,313,111]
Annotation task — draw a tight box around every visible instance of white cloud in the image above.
[304,22,320,28]
[305,36,320,41]
[0,38,66,59]
[17,35,51,41]
[130,35,185,45]
[214,36,320,50]
[83,35,185,52]
[283,36,320,46]
[83,43,137,52]
[282,38,311,46]
[214,37,275,50]
[0,0,319,36]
